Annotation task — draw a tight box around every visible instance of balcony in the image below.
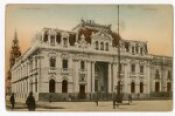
[79,69,87,74]
[130,72,137,76]
[61,68,72,75]
[29,68,38,75]
[48,67,57,74]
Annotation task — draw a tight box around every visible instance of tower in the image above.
[9,30,21,69]
[6,31,21,94]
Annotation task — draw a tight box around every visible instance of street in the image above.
[6,100,172,111]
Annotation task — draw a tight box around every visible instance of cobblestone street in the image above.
[6,100,172,111]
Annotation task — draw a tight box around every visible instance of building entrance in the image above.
[79,84,85,99]
[95,62,108,99]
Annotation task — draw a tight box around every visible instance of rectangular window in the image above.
[63,59,68,69]
[81,61,85,69]
[140,48,143,55]
[131,64,135,74]
[125,42,129,52]
[50,35,55,46]
[132,46,135,54]
[140,65,144,74]
[50,57,56,68]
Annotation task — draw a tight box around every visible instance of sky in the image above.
[5,4,173,71]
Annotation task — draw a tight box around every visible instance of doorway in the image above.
[95,61,108,99]
[79,84,85,99]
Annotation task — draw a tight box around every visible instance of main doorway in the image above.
[95,61,108,99]
[79,84,85,99]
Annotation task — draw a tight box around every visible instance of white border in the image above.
[0,0,174,116]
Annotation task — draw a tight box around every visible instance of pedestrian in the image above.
[49,94,52,103]
[95,93,99,106]
[26,92,36,111]
[128,94,132,104]
[10,93,15,110]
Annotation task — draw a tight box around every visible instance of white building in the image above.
[11,20,172,101]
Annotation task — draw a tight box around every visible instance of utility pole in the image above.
[117,5,121,96]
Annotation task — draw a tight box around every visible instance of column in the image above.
[123,62,128,95]
[113,62,118,92]
[74,60,79,93]
[87,61,91,93]
[108,63,112,93]
[91,61,95,93]
[146,63,150,95]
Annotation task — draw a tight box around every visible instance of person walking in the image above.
[128,94,132,104]
[26,92,36,111]
[95,93,99,106]
[10,93,15,110]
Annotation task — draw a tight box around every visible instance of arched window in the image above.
[50,57,56,68]
[140,82,144,93]
[49,79,55,93]
[95,41,99,50]
[155,82,160,92]
[131,82,135,93]
[62,80,68,93]
[105,42,109,51]
[100,42,104,50]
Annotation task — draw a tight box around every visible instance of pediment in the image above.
[91,31,112,41]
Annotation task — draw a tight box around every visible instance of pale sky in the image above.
[5,4,173,71]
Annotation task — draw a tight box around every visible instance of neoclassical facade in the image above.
[11,20,172,101]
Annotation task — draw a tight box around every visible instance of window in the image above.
[140,48,143,55]
[50,35,55,46]
[50,57,56,68]
[135,44,139,53]
[62,59,68,69]
[167,71,171,80]
[100,42,104,50]
[155,82,160,92]
[62,80,68,93]
[140,82,144,93]
[105,43,109,51]
[132,46,135,54]
[35,78,37,92]
[43,32,48,42]
[140,65,144,74]
[49,79,55,93]
[167,82,171,92]
[95,41,99,50]
[81,61,85,70]
[155,70,160,79]
[56,33,61,44]
[63,38,68,47]
[131,82,135,93]
[125,42,129,52]
[131,64,135,74]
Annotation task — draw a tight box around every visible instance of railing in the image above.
[79,69,87,74]
[48,67,57,74]
[61,68,72,75]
